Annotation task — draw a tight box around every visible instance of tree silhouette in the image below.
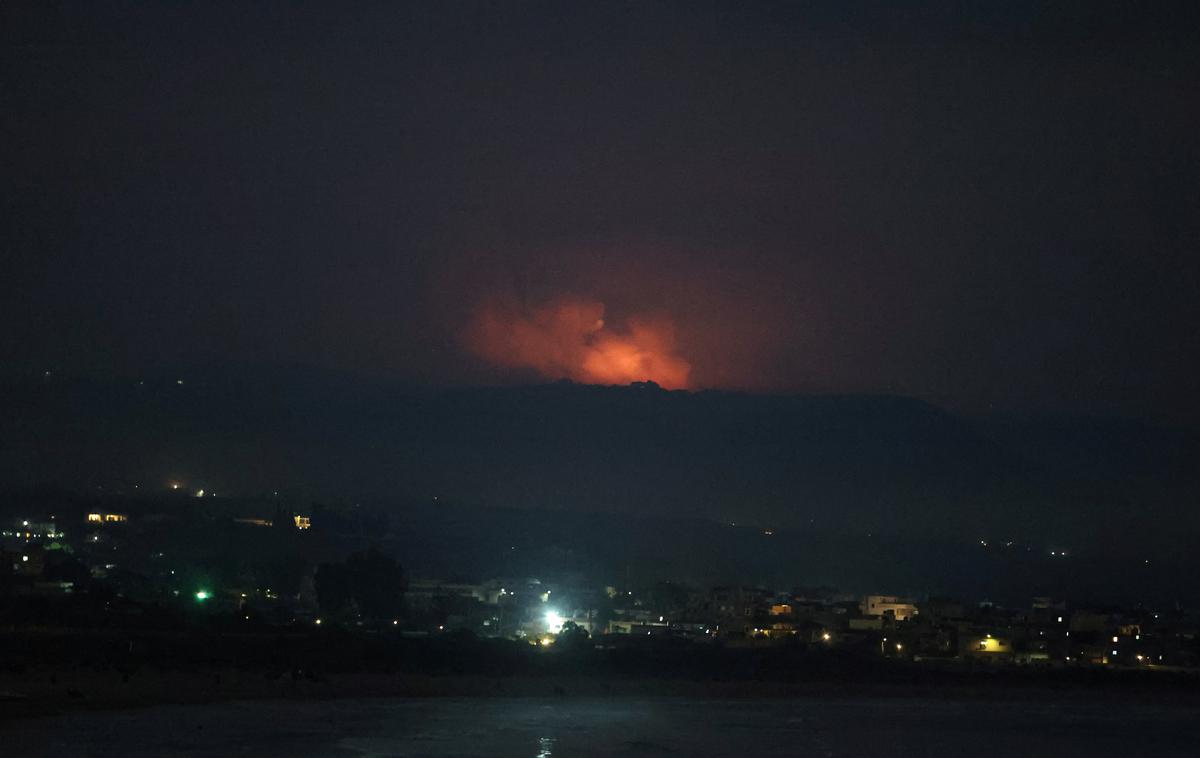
[314,547,406,622]
[554,620,591,652]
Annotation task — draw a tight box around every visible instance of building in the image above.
[608,619,669,635]
[860,595,918,621]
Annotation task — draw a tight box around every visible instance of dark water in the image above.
[4,696,1199,757]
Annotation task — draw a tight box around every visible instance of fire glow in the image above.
[465,296,691,389]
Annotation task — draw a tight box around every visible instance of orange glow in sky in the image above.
[465,296,691,389]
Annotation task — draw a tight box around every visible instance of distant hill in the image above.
[2,369,1197,560]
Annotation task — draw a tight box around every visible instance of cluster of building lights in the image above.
[7,506,1182,666]
[2,519,63,540]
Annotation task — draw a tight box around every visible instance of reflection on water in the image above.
[3,696,1200,757]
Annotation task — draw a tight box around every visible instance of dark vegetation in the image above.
[5,626,1200,697]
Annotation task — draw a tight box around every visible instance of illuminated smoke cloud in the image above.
[465,296,692,389]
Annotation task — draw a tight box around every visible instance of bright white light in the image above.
[544,610,565,631]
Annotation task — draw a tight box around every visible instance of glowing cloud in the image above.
[465,296,691,389]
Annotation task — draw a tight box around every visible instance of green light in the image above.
[194,590,210,601]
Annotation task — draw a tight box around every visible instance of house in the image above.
[860,595,918,621]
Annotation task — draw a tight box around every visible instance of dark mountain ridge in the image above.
[2,370,1196,559]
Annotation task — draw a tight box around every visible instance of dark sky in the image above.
[4,1,1199,421]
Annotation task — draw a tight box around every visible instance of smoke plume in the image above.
[464,296,691,389]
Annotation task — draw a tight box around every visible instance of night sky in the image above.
[4,1,1199,421]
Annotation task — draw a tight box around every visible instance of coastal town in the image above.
[5,490,1197,673]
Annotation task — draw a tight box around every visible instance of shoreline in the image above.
[5,667,1200,722]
